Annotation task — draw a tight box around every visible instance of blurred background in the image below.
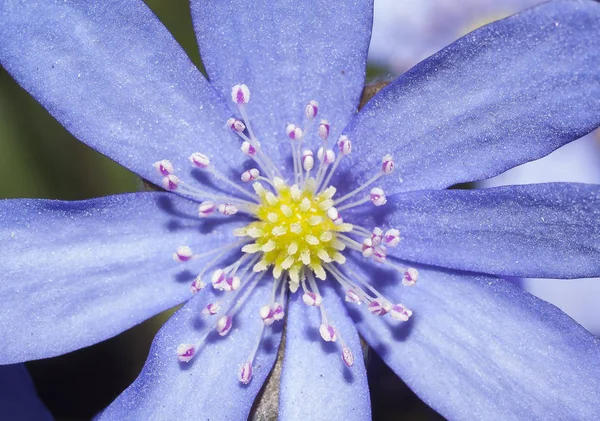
[1,0,598,419]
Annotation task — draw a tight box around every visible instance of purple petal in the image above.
[99,278,281,420]
[0,192,239,363]
[348,260,600,419]
[279,287,371,420]
[0,0,245,191]
[349,183,600,279]
[191,0,373,164]
[343,0,600,193]
[0,364,53,420]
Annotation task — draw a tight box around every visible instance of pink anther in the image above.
[381,154,395,174]
[383,228,401,247]
[259,304,275,326]
[305,100,319,119]
[337,135,352,156]
[369,187,387,206]
[189,152,210,168]
[227,117,246,133]
[341,347,354,367]
[218,203,239,216]
[216,315,233,336]
[241,168,260,182]
[202,302,221,316]
[403,268,419,287]
[173,246,193,262]
[361,238,374,258]
[368,299,389,316]
[318,147,335,164]
[371,227,383,245]
[190,277,206,294]
[319,324,337,342]
[153,159,174,176]
[318,120,330,140]
[198,201,217,217]
[286,123,303,140]
[344,289,361,304]
[390,303,413,321]
[176,343,195,363]
[302,291,323,307]
[272,302,284,321]
[231,84,250,104]
[373,245,387,263]
[162,174,181,191]
[241,141,257,156]
[238,361,253,385]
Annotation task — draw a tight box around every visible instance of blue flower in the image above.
[1,0,600,419]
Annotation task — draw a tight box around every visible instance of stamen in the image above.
[198,201,217,217]
[216,315,233,336]
[202,302,221,316]
[162,174,181,191]
[231,84,250,104]
[238,361,253,385]
[173,246,193,262]
[333,155,395,206]
[154,159,174,176]
[403,268,419,286]
[305,100,319,120]
[176,344,195,362]
[241,168,260,183]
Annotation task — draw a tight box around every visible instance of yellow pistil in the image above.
[236,177,350,291]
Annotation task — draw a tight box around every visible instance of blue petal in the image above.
[0,0,245,190]
[279,286,371,420]
[99,278,281,420]
[347,261,600,419]
[349,183,600,279]
[0,364,53,421]
[191,0,373,164]
[480,132,600,335]
[343,0,600,193]
[0,192,239,363]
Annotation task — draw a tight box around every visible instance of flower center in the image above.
[238,177,348,290]
[153,84,419,385]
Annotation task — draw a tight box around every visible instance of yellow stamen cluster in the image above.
[234,177,351,292]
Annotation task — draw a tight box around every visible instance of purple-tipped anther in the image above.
[371,227,383,245]
[302,291,323,307]
[202,302,221,316]
[241,141,257,157]
[153,159,174,176]
[383,229,401,247]
[241,168,260,182]
[345,289,361,304]
[176,343,195,363]
[286,123,303,140]
[231,84,250,104]
[218,203,239,216]
[403,268,419,286]
[341,346,354,367]
[337,135,352,156]
[161,174,181,191]
[198,201,217,218]
[381,154,395,174]
[259,305,275,325]
[368,299,389,316]
[319,324,337,342]
[373,245,387,263]
[227,117,246,133]
[305,100,319,119]
[390,304,413,321]
[216,315,233,336]
[318,119,330,140]
[189,152,210,168]
[318,147,335,165]
[238,361,253,385]
[173,246,193,262]
[272,302,284,321]
[369,187,387,206]
[190,277,206,294]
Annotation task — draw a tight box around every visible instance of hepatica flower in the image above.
[1,0,600,419]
